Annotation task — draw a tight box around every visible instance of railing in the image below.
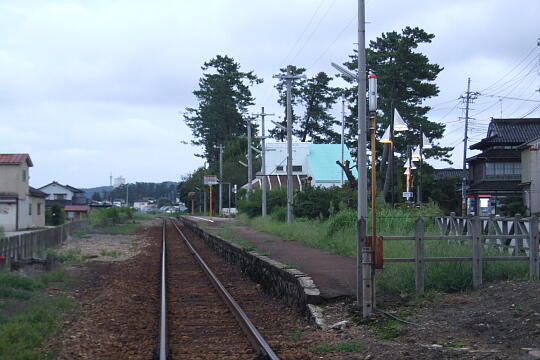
[0,220,89,263]
[384,215,539,293]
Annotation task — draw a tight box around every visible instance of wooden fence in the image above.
[383,215,540,293]
[0,220,89,263]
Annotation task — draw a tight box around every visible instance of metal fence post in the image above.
[471,216,483,288]
[415,216,425,293]
[530,216,539,280]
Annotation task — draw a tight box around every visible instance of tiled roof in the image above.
[29,187,48,198]
[433,168,466,180]
[471,118,540,150]
[468,180,521,192]
[64,205,90,212]
[0,154,33,166]
[467,148,520,161]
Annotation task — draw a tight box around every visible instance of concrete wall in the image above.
[0,163,29,198]
[0,220,89,260]
[17,197,32,230]
[178,217,321,310]
[0,203,17,231]
[31,197,45,228]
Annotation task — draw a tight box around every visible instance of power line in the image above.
[306,15,355,70]
[279,0,325,67]
[477,44,538,93]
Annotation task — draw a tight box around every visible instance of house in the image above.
[466,118,540,215]
[246,142,357,190]
[520,135,540,215]
[64,205,90,220]
[38,181,87,209]
[0,154,47,231]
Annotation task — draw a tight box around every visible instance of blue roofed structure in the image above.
[245,142,357,190]
[306,144,357,187]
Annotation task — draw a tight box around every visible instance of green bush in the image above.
[238,188,287,218]
[89,207,134,225]
[270,206,287,222]
[294,186,356,219]
[0,226,4,238]
[46,204,65,226]
[327,208,357,235]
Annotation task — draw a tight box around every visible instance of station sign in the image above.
[203,175,219,185]
[402,191,413,198]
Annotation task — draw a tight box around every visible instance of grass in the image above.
[54,248,85,264]
[239,210,530,296]
[99,249,122,258]
[100,222,141,235]
[310,341,364,354]
[0,270,72,359]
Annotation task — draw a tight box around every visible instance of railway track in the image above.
[158,218,279,360]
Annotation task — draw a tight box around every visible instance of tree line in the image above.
[179,26,460,213]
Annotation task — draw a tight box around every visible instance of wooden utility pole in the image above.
[460,78,479,215]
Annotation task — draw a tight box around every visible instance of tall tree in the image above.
[269,65,306,141]
[184,55,262,165]
[270,67,340,143]
[339,26,452,201]
[341,27,451,162]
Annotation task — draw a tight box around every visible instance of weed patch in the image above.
[310,341,364,354]
[100,249,122,258]
[0,270,72,359]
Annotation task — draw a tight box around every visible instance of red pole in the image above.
[209,185,213,217]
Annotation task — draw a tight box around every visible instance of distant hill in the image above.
[81,182,178,202]
[81,186,114,199]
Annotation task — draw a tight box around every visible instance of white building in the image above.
[113,176,126,187]
[0,154,46,231]
[246,142,357,190]
[38,181,86,205]
[521,136,540,215]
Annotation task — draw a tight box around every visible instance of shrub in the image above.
[0,226,4,238]
[270,206,287,222]
[327,208,357,235]
[238,188,287,218]
[294,186,356,219]
[47,205,65,226]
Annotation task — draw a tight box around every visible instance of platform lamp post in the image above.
[330,0,368,313]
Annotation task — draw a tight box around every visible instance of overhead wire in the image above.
[477,44,538,93]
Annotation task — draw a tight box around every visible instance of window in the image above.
[485,162,521,177]
[37,203,41,216]
[276,165,284,171]
[22,169,26,182]
[55,194,66,200]
[292,165,303,172]
[28,203,32,215]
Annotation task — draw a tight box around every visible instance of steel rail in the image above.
[169,218,280,360]
[159,220,167,360]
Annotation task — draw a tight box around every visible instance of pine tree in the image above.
[341,26,452,162]
[270,67,340,143]
[184,55,262,165]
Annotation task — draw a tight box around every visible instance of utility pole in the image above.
[273,66,305,224]
[357,0,368,313]
[253,107,274,217]
[460,77,479,216]
[341,97,345,186]
[125,182,129,207]
[247,119,253,200]
[219,144,223,216]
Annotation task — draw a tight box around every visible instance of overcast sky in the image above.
[1,0,539,188]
